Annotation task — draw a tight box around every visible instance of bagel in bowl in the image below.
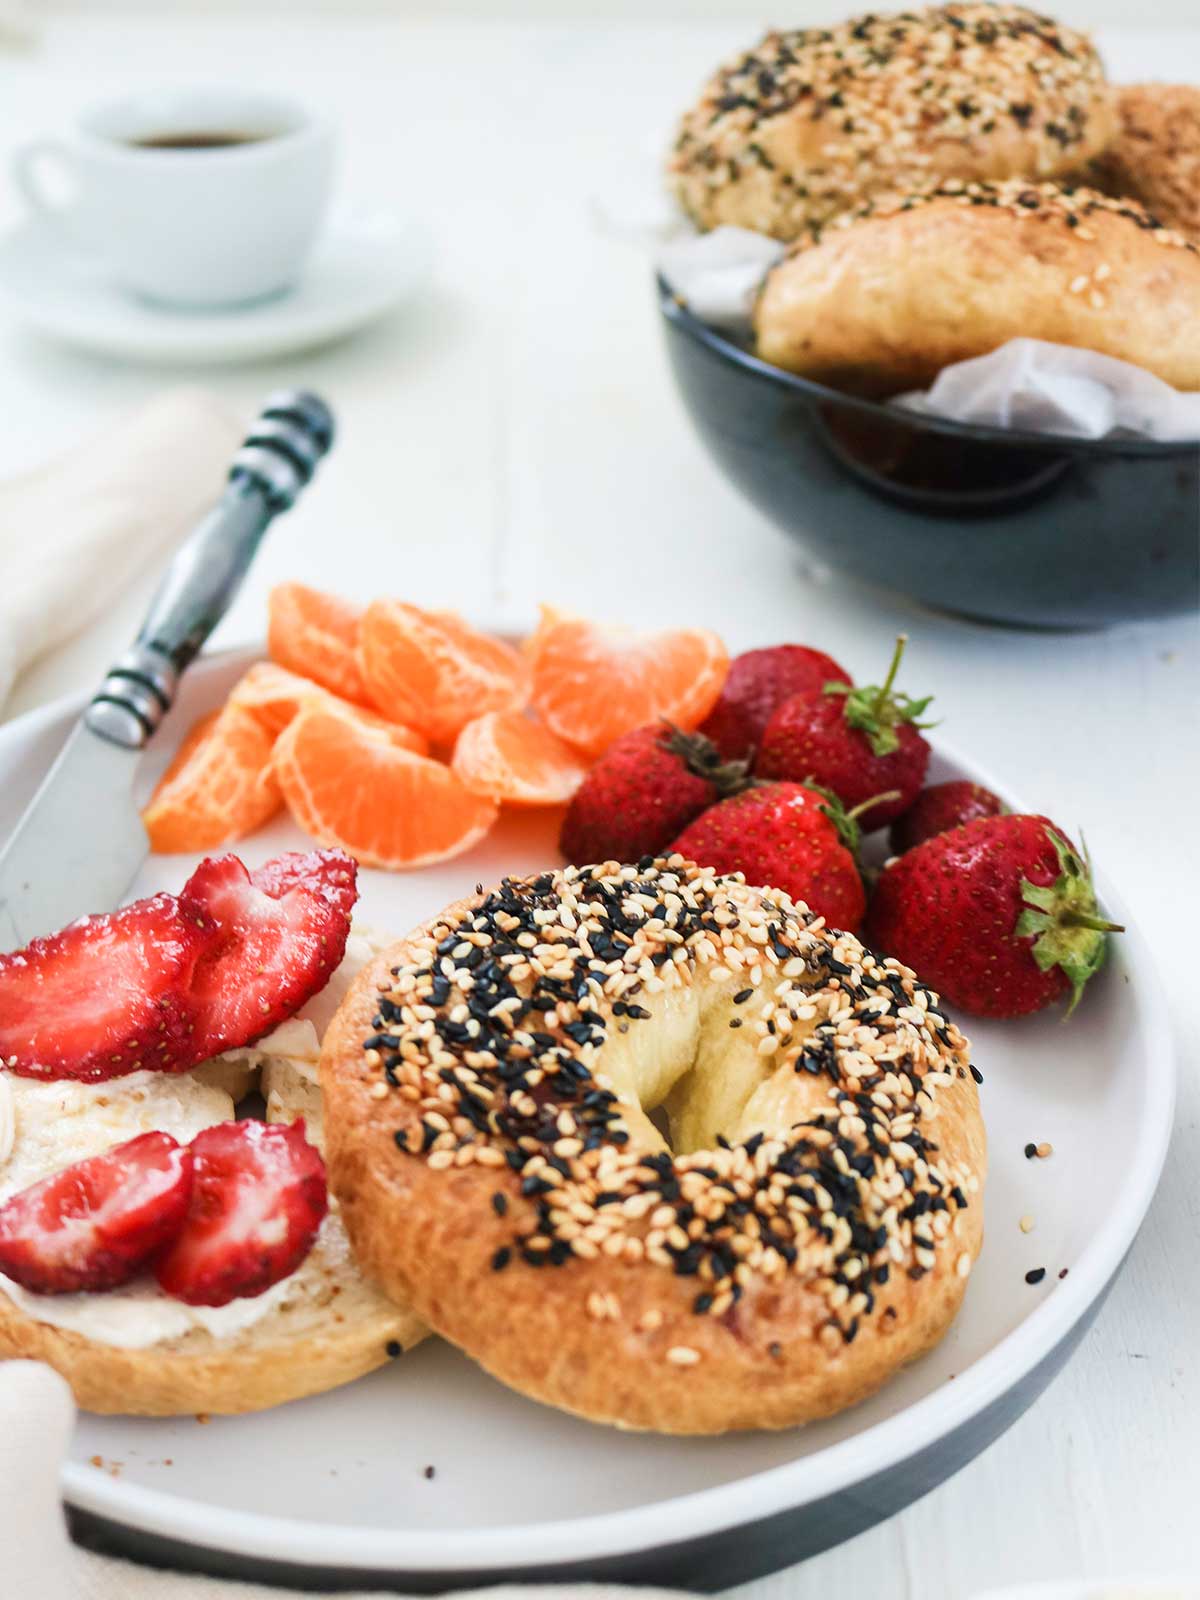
[0,926,425,1416]
[668,3,1114,242]
[322,860,986,1435]
[754,178,1200,395]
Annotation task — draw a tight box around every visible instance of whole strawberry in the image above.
[866,814,1122,1018]
[700,644,853,761]
[559,724,753,866]
[889,781,1005,855]
[669,782,867,932]
[757,635,933,831]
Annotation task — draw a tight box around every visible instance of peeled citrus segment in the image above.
[143,705,281,854]
[530,619,729,759]
[272,704,498,870]
[357,601,531,745]
[520,602,577,663]
[268,582,368,705]
[451,711,589,806]
[228,661,429,754]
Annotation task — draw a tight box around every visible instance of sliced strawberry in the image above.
[0,848,356,1083]
[0,895,218,1082]
[180,849,357,1061]
[155,1120,327,1307]
[0,1131,193,1294]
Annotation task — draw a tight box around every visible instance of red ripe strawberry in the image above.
[0,1132,193,1294]
[560,724,754,866]
[155,1120,327,1307]
[757,635,934,832]
[889,781,1005,855]
[700,644,853,760]
[866,815,1123,1018]
[0,895,218,1082]
[0,848,357,1083]
[669,782,867,932]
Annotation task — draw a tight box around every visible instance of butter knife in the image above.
[0,390,335,949]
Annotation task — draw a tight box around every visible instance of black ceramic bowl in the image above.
[658,276,1200,628]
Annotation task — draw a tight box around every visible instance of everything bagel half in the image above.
[322,860,987,1435]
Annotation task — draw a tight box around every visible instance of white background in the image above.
[0,7,1197,1597]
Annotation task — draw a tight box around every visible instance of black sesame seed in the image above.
[969,1064,983,1085]
[1025,1267,1046,1285]
[491,1247,512,1271]
[491,1193,508,1216]
[1024,1142,1038,1159]
[385,1340,402,1358]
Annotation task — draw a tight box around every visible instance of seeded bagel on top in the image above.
[754,179,1200,395]
[321,861,986,1435]
[668,3,1114,242]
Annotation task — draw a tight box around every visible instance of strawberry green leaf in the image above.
[825,635,936,758]
[1014,827,1123,1016]
[800,778,862,856]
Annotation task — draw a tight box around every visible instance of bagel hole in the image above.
[646,1104,672,1144]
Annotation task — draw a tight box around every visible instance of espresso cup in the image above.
[12,89,335,308]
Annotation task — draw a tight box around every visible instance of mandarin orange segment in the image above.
[451,711,589,806]
[529,619,728,758]
[143,704,281,854]
[520,602,577,663]
[272,703,498,870]
[357,601,531,745]
[267,582,368,705]
[228,661,429,754]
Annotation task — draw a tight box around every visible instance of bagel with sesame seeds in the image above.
[668,4,1114,243]
[321,860,986,1435]
[1078,84,1200,246]
[753,178,1200,395]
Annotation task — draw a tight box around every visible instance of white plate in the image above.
[0,213,428,365]
[0,649,1175,1589]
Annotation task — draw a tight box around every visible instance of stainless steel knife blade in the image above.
[0,389,336,954]
[0,722,148,948]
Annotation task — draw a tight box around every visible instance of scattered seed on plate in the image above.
[1025,1267,1047,1285]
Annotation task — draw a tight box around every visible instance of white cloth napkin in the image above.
[0,1360,686,1599]
[655,226,1200,443]
[0,388,244,710]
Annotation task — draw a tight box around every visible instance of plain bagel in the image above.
[668,3,1114,242]
[322,860,987,1435]
[754,178,1200,395]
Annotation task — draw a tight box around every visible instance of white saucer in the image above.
[0,212,429,365]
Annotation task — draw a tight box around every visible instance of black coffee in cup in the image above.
[129,131,273,151]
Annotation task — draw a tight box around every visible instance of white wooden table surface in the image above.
[0,12,1196,1597]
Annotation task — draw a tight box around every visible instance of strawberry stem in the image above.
[847,789,901,821]
[1059,910,1125,934]
[872,634,907,721]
